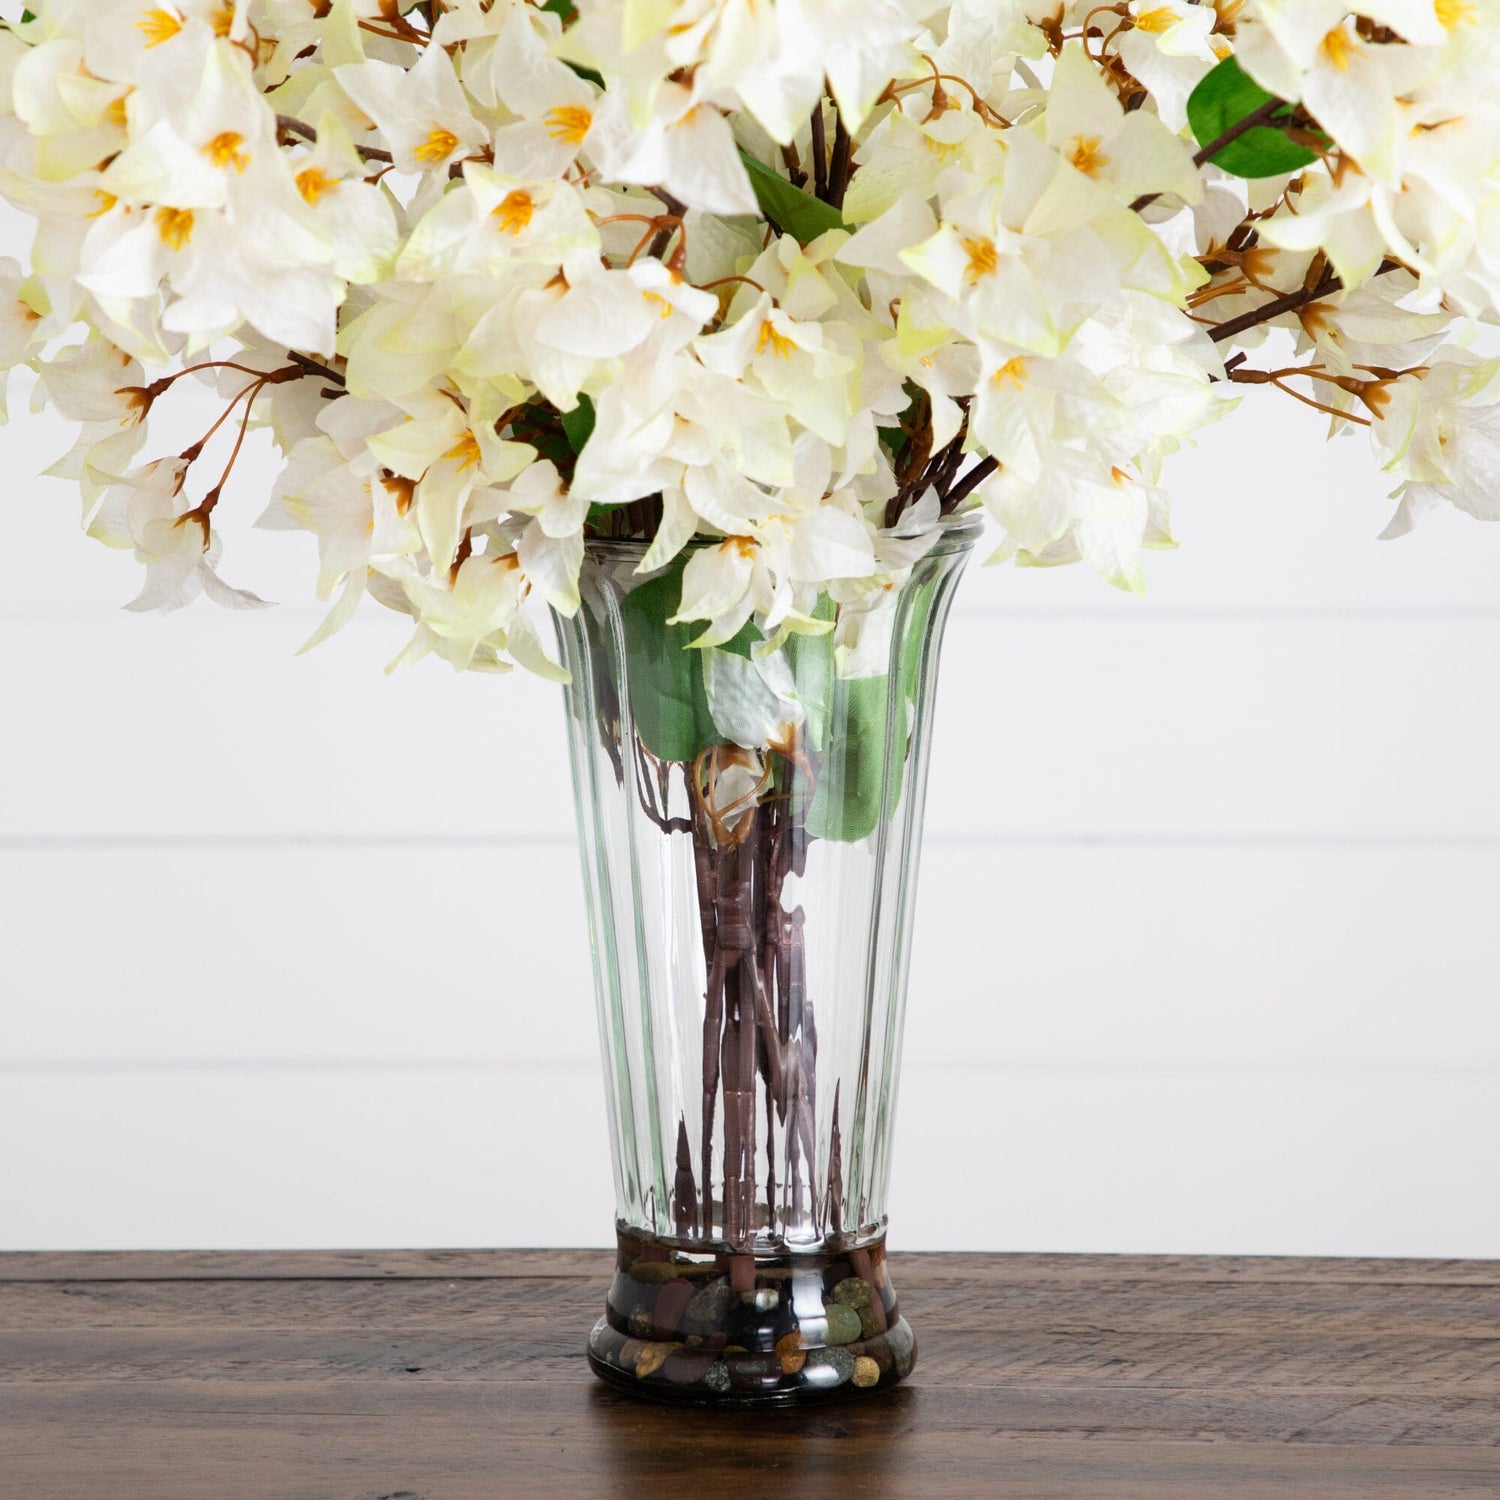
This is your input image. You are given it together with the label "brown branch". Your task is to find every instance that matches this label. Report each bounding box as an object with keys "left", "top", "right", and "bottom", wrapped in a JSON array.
[
  {"left": 1208, "top": 259, "right": 1402, "bottom": 345},
  {"left": 276, "top": 113, "right": 394, "bottom": 166},
  {"left": 942, "top": 455, "right": 999, "bottom": 513},
  {"left": 810, "top": 102, "right": 829, "bottom": 202},
  {"left": 286, "top": 350, "right": 347, "bottom": 386},
  {"left": 828, "top": 109, "right": 853, "bottom": 211}
]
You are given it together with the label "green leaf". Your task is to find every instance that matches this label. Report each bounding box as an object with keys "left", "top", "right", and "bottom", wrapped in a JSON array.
[
  {"left": 561, "top": 393, "right": 596, "bottom": 455},
  {"left": 784, "top": 600, "right": 837, "bottom": 754},
  {"left": 1187, "top": 58, "right": 1318, "bottom": 179},
  {"left": 805, "top": 675, "right": 899, "bottom": 844},
  {"left": 618, "top": 556, "right": 724, "bottom": 764},
  {"left": 738, "top": 151, "right": 847, "bottom": 244}
]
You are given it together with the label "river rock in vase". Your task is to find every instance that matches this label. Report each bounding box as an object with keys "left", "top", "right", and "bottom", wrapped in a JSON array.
[{"left": 551, "top": 522, "right": 978, "bottom": 1405}]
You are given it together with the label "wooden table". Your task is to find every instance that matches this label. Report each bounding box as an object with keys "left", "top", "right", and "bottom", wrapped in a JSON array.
[{"left": 3, "top": 1250, "right": 1498, "bottom": 1498}]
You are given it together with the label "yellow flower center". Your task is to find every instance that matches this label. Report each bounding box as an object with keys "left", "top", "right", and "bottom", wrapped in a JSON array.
[
  {"left": 1066, "top": 134, "right": 1109, "bottom": 178},
  {"left": 107, "top": 93, "right": 131, "bottom": 130},
  {"left": 413, "top": 128, "right": 459, "bottom": 165},
  {"left": 88, "top": 190, "right": 119, "bottom": 220},
  {"left": 445, "top": 433, "right": 483, "bottom": 471},
  {"left": 1320, "top": 25, "right": 1357, "bottom": 71},
  {"left": 643, "top": 291, "right": 674, "bottom": 319},
  {"left": 992, "top": 357, "right": 1029, "bottom": 391},
  {"left": 204, "top": 131, "right": 250, "bottom": 173},
  {"left": 210, "top": 2, "right": 236, "bottom": 36},
  {"left": 156, "top": 206, "right": 195, "bottom": 251},
  {"left": 493, "top": 190, "right": 536, "bottom": 235},
  {"left": 137, "top": 9, "right": 183, "bottom": 47},
  {"left": 756, "top": 320, "right": 796, "bottom": 359},
  {"left": 1436, "top": 0, "right": 1476, "bottom": 26},
  {"left": 545, "top": 105, "right": 593, "bottom": 146},
  {"left": 1133, "top": 6, "right": 1181, "bottom": 34},
  {"left": 296, "top": 168, "right": 339, "bottom": 205},
  {"left": 961, "top": 234, "right": 998, "bottom": 285}
]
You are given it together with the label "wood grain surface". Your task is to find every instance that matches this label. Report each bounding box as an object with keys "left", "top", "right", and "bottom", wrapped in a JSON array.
[{"left": 3, "top": 1251, "right": 1498, "bottom": 1499}]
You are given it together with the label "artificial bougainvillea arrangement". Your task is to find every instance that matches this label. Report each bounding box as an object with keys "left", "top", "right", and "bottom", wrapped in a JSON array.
[{"left": 0, "top": 0, "right": 1494, "bottom": 673}]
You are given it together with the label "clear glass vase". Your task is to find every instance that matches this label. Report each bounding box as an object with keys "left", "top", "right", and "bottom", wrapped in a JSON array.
[{"left": 552, "top": 522, "right": 978, "bottom": 1405}]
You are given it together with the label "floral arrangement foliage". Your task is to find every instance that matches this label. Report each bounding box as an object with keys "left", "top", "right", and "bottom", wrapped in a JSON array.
[{"left": 0, "top": 0, "right": 1497, "bottom": 674}]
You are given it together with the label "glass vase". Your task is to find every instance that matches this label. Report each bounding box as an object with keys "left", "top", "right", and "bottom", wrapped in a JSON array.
[{"left": 551, "top": 521, "right": 978, "bottom": 1405}]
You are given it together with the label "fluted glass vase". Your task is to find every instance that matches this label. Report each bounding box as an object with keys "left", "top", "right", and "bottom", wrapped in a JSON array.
[{"left": 552, "top": 522, "right": 977, "bottom": 1405}]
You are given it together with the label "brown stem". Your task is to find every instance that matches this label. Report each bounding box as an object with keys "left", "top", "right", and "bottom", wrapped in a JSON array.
[
  {"left": 810, "top": 102, "right": 829, "bottom": 202},
  {"left": 286, "top": 350, "right": 347, "bottom": 386},
  {"left": 826, "top": 1080, "right": 845, "bottom": 1238},
  {"left": 276, "top": 114, "right": 394, "bottom": 165},
  {"left": 943, "top": 455, "right": 999, "bottom": 513},
  {"left": 1208, "top": 259, "right": 1400, "bottom": 346},
  {"left": 828, "top": 109, "right": 853, "bottom": 211},
  {"left": 674, "top": 1118, "right": 697, "bottom": 1238}
]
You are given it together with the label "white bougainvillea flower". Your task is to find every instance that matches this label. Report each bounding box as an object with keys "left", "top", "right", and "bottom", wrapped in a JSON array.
[
  {"left": 87, "top": 456, "right": 270, "bottom": 613},
  {"left": 1234, "top": 2, "right": 1450, "bottom": 179},
  {"left": 1115, "top": 2, "right": 1227, "bottom": 132},
  {"left": 261, "top": 394, "right": 422, "bottom": 600},
  {"left": 508, "top": 459, "right": 592, "bottom": 616},
  {"left": 697, "top": 291, "right": 860, "bottom": 446},
  {"left": 1374, "top": 354, "right": 1500, "bottom": 536},
  {"left": 446, "top": 3, "right": 600, "bottom": 179},
  {"left": 396, "top": 165, "right": 599, "bottom": 282},
  {"left": 390, "top": 550, "right": 534, "bottom": 675},
  {"left": 587, "top": 80, "right": 757, "bottom": 217},
  {"left": 571, "top": 348, "right": 795, "bottom": 508},
  {"left": 366, "top": 395, "right": 535, "bottom": 576},
  {"left": 282, "top": 112, "right": 402, "bottom": 286},
  {"left": 982, "top": 449, "right": 1173, "bottom": 592},
  {"left": 1044, "top": 42, "right": 1204, "bottom": 209},
  {"left": 334, "top": 44, "right": 488, "bottom": 175}
]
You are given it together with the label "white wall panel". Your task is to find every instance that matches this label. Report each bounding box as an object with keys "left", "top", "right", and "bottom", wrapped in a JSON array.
[
  {"left": 5, "top": 1066, "right": 1494, "bottom": 1257},
  {"left": 4, "top": 844, "right": 1499, "bottom": 1071}
]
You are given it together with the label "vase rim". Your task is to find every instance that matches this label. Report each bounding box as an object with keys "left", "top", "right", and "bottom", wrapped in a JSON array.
[{"left": 583, "top": 513, "right": 984, "bottom": 561}]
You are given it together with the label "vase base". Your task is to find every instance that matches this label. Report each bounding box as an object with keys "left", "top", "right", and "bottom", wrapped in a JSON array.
[{"left": 587, "top": 1231, "right": 916, "bottom": 1404}]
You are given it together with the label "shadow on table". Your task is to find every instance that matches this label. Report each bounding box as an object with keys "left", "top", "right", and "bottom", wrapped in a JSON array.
[{"left": 584, "top": 1381, "right": 925, "bottom": 1492}]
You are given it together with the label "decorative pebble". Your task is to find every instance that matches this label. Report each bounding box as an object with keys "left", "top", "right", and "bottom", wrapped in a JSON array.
[
  {"left": 627, "top": 1261, "right": 683, "bottom": 1285},
  {"left": 775, "top": 1330, "right": 808, "bottom": 1375},
  {"left": 885, "top": 1323, "right": 915, "bottom": 1378},
  {"left": 822, "top": 1302, "right": 863, "bottom": 1345},
  {"left": 851, "top": 1356, "right": 881, "bottom": 1389},
  {"left": 703, "top": 1359, "right": 732, "bottom": 1394},
  {"left": 617, "top": 1337, "right": 646, "bottom": 1368},
  {"left": 859, "top": 1306, "right": 880, "bottom": 1340},
  {"left": 803, "top": 1346, "right": 855, "bottom": 1387},
  {"left": 627, "top": 1306, "right": 653, "bottom": 1338},
  {"left": 832, "top": 1277, "right": 872, "bottom": 1309},
  {"left": 651, "top": 1277, "right": 695, "bottom": 1337},
  {"left": 728, "top": 1353, "right": 787, "bottom": 1394},
  {"left": 741, "top": 1287, "right": 780, "bottom": 1312},
  {"left": 634, "top": 1341, "right": 680, "bottom": 1379},
  {"left": 685, "top": 1282, "right": 737, "bottom": 1330}
]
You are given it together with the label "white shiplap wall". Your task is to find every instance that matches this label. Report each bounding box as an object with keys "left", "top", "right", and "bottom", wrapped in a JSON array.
[{"left": 3, "top": 326, "right": 1500, "bottom": 1255}]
